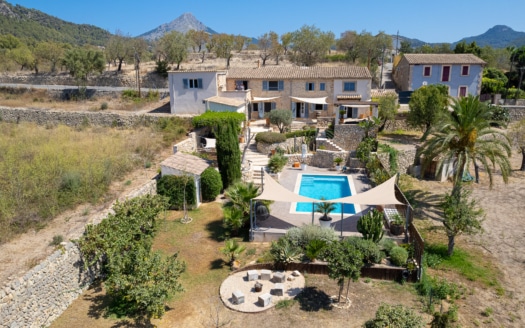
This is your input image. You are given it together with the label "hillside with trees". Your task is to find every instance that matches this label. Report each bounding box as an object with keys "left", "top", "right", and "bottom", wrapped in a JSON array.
[{"left": 0, "top": 0, "right": 110, "bottom": 46}]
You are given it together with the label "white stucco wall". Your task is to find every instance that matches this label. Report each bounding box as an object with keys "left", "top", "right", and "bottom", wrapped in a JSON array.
[
  {"left": 169, "top": 71, "right": 226, "bottom": 114},
  {"left": 333, "top": 79, "right": 372, "bottom": 101}
]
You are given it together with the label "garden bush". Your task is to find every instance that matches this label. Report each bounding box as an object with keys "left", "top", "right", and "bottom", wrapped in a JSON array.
[
  {"left": 255, "top": 131, "right": 287, "bottom": 144},
  {"left": 389, "top": 246, "right": 408, "bottom": 267},
  {"left": 157, "top": 175, "right": 196, "bottom": 210},
  {"left": 305, "top": 239, "right": 327, "bottom": 261},
  {"left": 270, "top": 238, "right": 302, "bottom": 265},
  {"left": 200, "top": 167, "right": 223, "bottom": 202},
  {"left": 379, "top": 238, "right": 397, "bottom": 256},
  {"left": 284, "top": 225, "right": 338, "bottom": 249},
  {"left": 268, "top": 153, "right": 288, "bottom": 173},
  {"left": 285, "top": 128, "right": 316, "bottom": 139},
  {"left": 345, "top": 237, "right": 383, "bottom": 264},
  {"left": 364, "top": 303, "right": 425, "bottom": 328}
]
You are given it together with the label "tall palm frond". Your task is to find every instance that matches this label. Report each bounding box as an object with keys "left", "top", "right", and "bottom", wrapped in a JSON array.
[{"left": 419, "top": 95, "right": 511, "bottom": 192}]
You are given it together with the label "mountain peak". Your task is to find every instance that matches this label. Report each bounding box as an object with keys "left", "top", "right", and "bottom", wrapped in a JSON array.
[{"left": 138, "top": 12, "right": 217, "bottom": 40}]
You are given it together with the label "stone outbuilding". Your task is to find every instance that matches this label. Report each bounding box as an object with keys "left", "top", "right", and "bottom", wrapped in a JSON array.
[{"left": 160, "top": 152, "right": 210, "bottom": 207}]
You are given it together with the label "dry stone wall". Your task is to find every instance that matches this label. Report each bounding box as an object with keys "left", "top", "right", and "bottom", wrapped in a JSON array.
[
  {"left": 0, "top": 106, "right": 163, "bottom": 128},
  {"left": 0, "top": 180, "right": 157, "bottom": 328},
  {"left": 332, "top": 124, "right": 368, "bottom": 151},
  {"left": 0, "top": 71, "right": 168, "bottom": 89}
]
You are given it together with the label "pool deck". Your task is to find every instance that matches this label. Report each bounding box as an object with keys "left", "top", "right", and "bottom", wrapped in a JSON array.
[{"left": 252, "top": 165, "right": 375, "bottom": 242}]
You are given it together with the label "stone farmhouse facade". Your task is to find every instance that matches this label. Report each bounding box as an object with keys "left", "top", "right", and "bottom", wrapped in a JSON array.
[
  {"left": 393, "top": 53, "right": 486, "bottom": 97},
  {"left": 168, "top": 66, "right": 377, "bottom": 121}
]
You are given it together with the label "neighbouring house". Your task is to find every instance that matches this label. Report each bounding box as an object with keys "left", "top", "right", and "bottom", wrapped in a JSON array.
[
  {"left": 160, "top": 151, "right": 210, "bottom": 207},
  {"left": 226, "top": 66, "right": 376, "bottom": 121},
  {"left": 168, "top": 70, "right": 250, "bottom": 115},
  {"left": 393, "top": 53, "right": 486, "bottom": 98}
]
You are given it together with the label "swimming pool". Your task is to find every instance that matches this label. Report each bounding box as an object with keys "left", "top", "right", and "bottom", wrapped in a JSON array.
[{"left": 294, "top": 174, "right": 356, "bottom": 214}]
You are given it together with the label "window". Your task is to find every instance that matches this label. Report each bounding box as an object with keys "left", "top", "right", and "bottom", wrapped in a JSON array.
[
  {"left": 306, "top": 82, "right": 315, "bottom": 91},
  {"left": 319, "top": 83, "right": 326, "bottom": 91},
  {"left": 423, "top": 66, "right": 432, "bottom": 77},
  {"left": 263, "top": 80, "right": 284, "bottom": 91},
  {"left": 183, "top": 78, "right": 203, "bottom": 89},
  {"left": 459, "top": 86, "right": 468, "bottom": 97},
  {"left": 441, "top": 66, "right": 451, "bottom": 82},
  {"left": 343, "top": 81, "right": 356, "bottom": 92},
  {"left": 235, "top": 80, "right": 248, "bottom": 90},
  {"left": 461, "top": 65, "right": 470, "bottom": 76}
]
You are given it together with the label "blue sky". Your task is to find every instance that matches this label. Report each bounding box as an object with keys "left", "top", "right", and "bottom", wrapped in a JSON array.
[{"left": 7, "top": 0, "right": 525, "bottom": 43}]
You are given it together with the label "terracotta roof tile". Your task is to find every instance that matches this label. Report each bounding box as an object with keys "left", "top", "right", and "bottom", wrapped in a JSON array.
[
  {"left": 402, "top": 54, "right": 486, "bottom": 65},
  {"left": 226, "top": 66, "right": 372, "bottom": 79},
  {"left": 160, "top": 152, "right": 210, "bottom": 176}
]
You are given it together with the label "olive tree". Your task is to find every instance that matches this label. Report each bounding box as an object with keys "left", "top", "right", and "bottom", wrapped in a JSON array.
[
  {"left": 322, "top": 240, "right": 363, "bottom": 303},
  {"left": 268, "top": 109, "right": 293, "bottom": 133},
  {"left": 289, "top": 25, "right": 334, "bottom": 66},
  {"left": 407, "top": 84, "right": 449, "bottom": 139}
]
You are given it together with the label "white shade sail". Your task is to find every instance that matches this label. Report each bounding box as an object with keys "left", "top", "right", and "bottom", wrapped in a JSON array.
[
  {"left": 253, "top": 172, "right": 403, "bottom": 206},
  {"left": 291, "top": 96, "right": 328, "bottom": 105},
  {"left": 253, "top": 96, "right": 280, "bottom": 102},
  {"left": 253, "top": 171, "right": 319, "bottom": 203},
  {"left": 329, "top": 175, "right": 403, "bottom": 205}
]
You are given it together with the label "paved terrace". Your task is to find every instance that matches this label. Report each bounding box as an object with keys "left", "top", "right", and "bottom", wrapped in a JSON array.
[{"left": 252, "top": 165, "right": 374, "bottom": 242}]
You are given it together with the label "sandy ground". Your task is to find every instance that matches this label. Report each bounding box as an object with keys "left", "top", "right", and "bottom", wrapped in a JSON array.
[{"left": 412, "top": 153, "right": 525, "bottom": 326}]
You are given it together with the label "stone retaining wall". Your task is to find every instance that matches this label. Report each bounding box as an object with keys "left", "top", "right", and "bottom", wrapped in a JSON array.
[
  {"left": 506, "top": 107, "right": 525, "bottom": 121},
  {"left": 332, "top": 124, "right": 369, "bottom": 151},
  {"left": 0, "top": 106, "right": 163, "bottom": 128},
  {"left": 377, "top": 148, "right": 417, "bottom": 174},
  {"left": 310, "top": 149, "right": 349, "bottom": 168},
  {"left": 0, "top": 71, "right": 168, "bottom": 89},
  {"left": 0, "top": 180, "right": 157, "bottom": 328},
  {"left": 256, "top": 136, "right": 308, "bottom": 155}
]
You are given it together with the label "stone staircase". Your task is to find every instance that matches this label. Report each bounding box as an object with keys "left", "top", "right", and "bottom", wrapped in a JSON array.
[{"left": 240, "top": 124, "right": 270, "bottom": 185}]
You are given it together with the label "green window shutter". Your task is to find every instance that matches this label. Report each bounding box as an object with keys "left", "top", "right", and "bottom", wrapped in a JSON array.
[
  {"left": 278, "top": 80, "right": 284, "bottom": 90},
  {"left": 197, "top": 78, "right": 203, "bottom": 89},
  {"left": 262, "top": 81, "right": 268, "bottom": 90},
  {"left": 183, "top": 79, "right": 188, "bottom": 89}
]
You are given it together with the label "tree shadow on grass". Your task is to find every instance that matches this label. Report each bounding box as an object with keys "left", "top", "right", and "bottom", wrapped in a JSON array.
[
  {"left": 294, "top": 286, "right": 333, "bottom": 312},
  {"left": 210, "top": 258, "right": 225, "bottom": 270},
  {"left": 85, "top": 280, "right": 157, "bottom": 328},
  {"left": 409, "top": 189, "right": 443, "bottom": 221},
  {"left": 205, "top": 219, "right": 227, "bottom": 242}
]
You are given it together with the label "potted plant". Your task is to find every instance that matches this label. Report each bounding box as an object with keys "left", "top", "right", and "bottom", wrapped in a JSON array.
[
  {"left": 339, "top": 109, "right": 346, "bottom": 124},
  {"left": 389, "top": 213, "right": 405, "bottom": 236},
  {"left": 334, "top": 157, "right": 344, "bottom": 170},
  {"left": 315, "top": 197, "right": 336, "bottom": 228}
]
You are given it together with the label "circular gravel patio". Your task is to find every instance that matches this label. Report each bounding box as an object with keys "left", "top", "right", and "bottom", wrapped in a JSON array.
[{"left": 219, "top": 269, "right": 305, "bottom": 313}]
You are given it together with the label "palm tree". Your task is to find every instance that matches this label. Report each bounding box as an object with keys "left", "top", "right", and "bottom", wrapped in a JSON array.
[
  {"left": 419, "top": 95, "right": 511, "bottom": 194},
  {"left": 315, "top": 197, "right": 336, "bottom": 221},
  {"left": 224, "top": 181, "right": 260, "bottom": 220}
]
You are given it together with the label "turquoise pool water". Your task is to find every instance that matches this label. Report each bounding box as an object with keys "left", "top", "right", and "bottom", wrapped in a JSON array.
[{"left": 295, "top": 174, "right": 355, "bottom": 214}]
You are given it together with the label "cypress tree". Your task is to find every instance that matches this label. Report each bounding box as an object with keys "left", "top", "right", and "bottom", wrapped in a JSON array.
[{"left": 216, "top": 118, "right": 241, "bottom": 188}]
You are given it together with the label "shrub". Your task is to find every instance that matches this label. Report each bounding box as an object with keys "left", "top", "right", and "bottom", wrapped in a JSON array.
[
  {"left": 356, "top": 137, "right": 376, "bottom": 164},
  {"left": 191, "top": 111, "right": 245, "bottom": 131},
  {"left": 489, "top": 104, "right": 510, "bottom": 127},
  {"left": 270, "top": 238, "right": 302, "bottom": 265},
  {"left": 364, "top": 303, "right": 425, "bottom": 328},
  {"left": 379, "top": 238, "right": 397, "bottom": 256},
  {"left": 268, "top": 109, "right": 293, "bottom": 133},
  {"left": 156, "top": 175, "right": 196, "bottom": 210},
  {"left": 285, "top": 128, "right": 316, "bottom": 139},
  {"left": 345, "top": 237, "right": 383, "bottom": 264},
  {"left": 389, "top": 246, "right": 408, "bottom": 267},
  {"left": 357, "top": 209, "right": 384, "bottom": 243},
  {"left": 200, "top": 167, "right": 223, "bottom": 202},
  {"left": 100, "top": 102, "right": 108, "bottom": 110},
  {"left": 268, "top": 153, "right": 288, "bottom": 173},
  {"left": 50, "top": 235, "right": 64, "bottom": 246},
  {"left": 155, "top": 60, "right": 169, "bottom": 78},
  {"left": 255, "top": 131, "right": 287, "bottom": 144},
  {"left": 284, "top": 225, "right": 338, "bottom": 249},
  {"left": 305, "top": 239, "right": 327, "bottom": 261}
]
